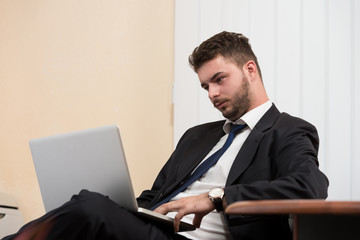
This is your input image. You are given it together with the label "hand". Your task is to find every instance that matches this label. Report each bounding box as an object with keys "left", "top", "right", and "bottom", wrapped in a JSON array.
[{"left": 153, "top": 193, "right": 215, "bottom": 232}]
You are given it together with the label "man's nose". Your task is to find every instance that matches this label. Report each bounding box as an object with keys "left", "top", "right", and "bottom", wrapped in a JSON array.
[{"left": 208, "top": 85, "right": 220, "bottom": 99}]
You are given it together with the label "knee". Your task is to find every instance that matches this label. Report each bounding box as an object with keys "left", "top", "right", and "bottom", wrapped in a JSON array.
[{"left": 62, "top": 189, "right": 120, "bottom": 222}]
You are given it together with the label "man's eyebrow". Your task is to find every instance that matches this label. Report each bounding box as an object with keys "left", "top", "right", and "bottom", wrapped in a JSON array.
[
  {"left": 200, "top": 72, "right": 224, "bottom": 88},
  {"left": 210, "top": 72, "right": 223, "bottom": 82}
]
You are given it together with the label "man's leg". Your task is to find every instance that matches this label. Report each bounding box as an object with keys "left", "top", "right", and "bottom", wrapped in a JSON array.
[{"left": 3, "top": 190, "right": 189, "bottom": 240}]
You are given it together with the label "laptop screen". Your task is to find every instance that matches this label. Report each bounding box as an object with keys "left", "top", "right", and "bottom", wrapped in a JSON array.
[{"left": 29, "top": 125, "right": 138, "bottom": 212}]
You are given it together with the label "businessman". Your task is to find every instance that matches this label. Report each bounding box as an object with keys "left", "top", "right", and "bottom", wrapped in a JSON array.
[{"left": 4, "top": 31, "right": 329, "bottom": 240}]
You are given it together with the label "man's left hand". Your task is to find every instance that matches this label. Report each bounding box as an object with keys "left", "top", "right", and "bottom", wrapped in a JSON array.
[{"left": 153, "top": 193, "right": 214, "bottom": 232}]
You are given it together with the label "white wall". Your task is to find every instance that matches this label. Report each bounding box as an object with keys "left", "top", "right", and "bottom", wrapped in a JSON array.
[{"left": 173, "top": 0, "right": 360, "bottom": 200}]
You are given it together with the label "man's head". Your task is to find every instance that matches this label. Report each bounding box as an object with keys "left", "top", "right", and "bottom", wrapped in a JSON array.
[
  {"left": 188, "top": 31, "right": 262, "bottom": 80},
  {"left": 190, "top": 32, "right": 268, "bottom": 121}
]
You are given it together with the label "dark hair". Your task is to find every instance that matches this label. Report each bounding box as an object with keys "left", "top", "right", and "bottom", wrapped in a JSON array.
[{"left": 188, "top": 31, "right": 262, "bottom": 79}]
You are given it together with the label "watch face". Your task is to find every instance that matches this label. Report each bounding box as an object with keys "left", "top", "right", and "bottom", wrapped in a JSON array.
[
  {"left": 209, "top": 188, "right": 225, "bottom": 212},
  {"left": 210, "top": 188, "right": 223, "bottom": 198}
]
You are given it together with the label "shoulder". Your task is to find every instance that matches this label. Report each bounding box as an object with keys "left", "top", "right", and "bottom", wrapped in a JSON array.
[
  {"left": 176, "top": 120, "right": 225, "bottom": 145},
  {"left": 257, "top": 104, "right": 317, "bottom": 134},
  {"left": 274, "top": 112, "right": 317, "bottom": 134},
  {"left": 264, "top": 111, "right": 319, "bottom": 154},
  {"left": 187, "top": 120, "right": 226, "bottom": 132},
  {"left": 255, "top": 105, "right": 319, "bottom": 150}
]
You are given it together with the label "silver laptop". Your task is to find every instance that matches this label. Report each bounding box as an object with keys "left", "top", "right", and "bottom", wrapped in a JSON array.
[{"left": 29, "top": 124, "right": 195, "bottom": 232}]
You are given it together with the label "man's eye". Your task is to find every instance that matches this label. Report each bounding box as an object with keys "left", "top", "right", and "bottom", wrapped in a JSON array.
[
  {"left": 216, "top": 77, "right": 223, "bottom": 83},
  {"left": 201, "top": 84, "right": 208, "bottom": 91}
]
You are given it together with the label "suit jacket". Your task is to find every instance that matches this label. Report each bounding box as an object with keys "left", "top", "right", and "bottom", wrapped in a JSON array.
[{"left": 137, "top": 104, "right": 329, "bottom": 240}]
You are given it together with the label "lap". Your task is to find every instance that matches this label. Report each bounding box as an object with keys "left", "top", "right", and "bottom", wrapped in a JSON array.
[{"left": 4, "top": 190, "right": 189, "bottom": 240}]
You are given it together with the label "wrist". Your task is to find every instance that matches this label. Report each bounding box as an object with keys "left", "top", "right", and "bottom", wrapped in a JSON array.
[{"left": 208, "top": 187, "right": 225, "bottom": 212}]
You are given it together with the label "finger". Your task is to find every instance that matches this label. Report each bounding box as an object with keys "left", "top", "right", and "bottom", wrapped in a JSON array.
[
  {"left": 192, "top": 213, "right": 204, "bottom": 228},
  {"left": 154, "top": 201, "right": 181, "bottom": 215},
  {"left": 173, "top": 210, "right": 186, "bottom": 232},
  {"left": 153, "top": 205, "right": 166, "bottom": 214}
]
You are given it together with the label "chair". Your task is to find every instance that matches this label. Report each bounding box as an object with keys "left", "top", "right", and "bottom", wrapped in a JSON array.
[{"left": 225, "top": 199, "right": 360, "bottom": 240}]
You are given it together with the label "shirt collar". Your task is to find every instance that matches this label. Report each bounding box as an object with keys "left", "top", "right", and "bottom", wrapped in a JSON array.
[{"left": 223, "top": 100, "right": 273, "bottom": 134}]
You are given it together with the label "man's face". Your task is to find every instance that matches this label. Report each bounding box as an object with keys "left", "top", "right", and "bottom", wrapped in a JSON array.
[{"left": 197, "top": 56, "right": 250, "bottom": 121}]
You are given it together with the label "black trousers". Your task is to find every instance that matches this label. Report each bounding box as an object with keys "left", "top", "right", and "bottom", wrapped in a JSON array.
[{"left": 3, "top": 190, "right": 190, "bottom": 240}]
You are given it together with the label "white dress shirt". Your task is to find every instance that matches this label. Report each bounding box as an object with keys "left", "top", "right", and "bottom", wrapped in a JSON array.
[{"left": 167, "top": 100, "right": 273, "bottom": 240}]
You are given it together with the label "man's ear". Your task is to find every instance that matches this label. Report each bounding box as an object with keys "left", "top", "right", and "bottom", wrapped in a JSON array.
[{"left": 243, "top": 60, "right": 257, "bottom": 80}]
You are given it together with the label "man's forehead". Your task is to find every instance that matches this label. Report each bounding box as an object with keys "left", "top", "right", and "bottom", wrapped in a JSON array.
[{"left": 197, "top": 57, "right": 240, "bottom": 80}]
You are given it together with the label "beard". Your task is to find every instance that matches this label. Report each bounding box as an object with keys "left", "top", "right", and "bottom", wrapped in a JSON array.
[{"left": 216, "top": 77, "right": 250, "bottom": 121}]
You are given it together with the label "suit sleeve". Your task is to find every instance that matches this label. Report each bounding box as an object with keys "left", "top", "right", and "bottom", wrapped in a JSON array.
[{"left": 224, "top": 115, "right": 329, "bottom": 207}]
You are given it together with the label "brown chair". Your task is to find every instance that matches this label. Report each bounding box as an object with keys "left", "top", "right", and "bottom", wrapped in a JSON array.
[{"left": 225, "top": 199, "right": 360, "bottom": 240}]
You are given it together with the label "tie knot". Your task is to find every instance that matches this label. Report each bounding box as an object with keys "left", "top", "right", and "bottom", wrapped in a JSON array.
[{"left": 230, "top": 124, "right": 247, "bottom": 135}]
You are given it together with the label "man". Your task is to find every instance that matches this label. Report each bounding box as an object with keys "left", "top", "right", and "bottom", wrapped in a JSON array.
[{"left": 4, "top": 31, "right": 328, "bottom": 240}]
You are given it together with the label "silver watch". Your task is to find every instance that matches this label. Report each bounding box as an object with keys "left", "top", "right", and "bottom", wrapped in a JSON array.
[{"left": 208, "top": 187, "right": 224, "bottom": 212}]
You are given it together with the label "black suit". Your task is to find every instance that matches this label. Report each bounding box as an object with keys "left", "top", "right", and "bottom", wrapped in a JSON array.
[
  {"left": 4, "top": 105, "right": 328, "bottom": 240},
  {"left": 138, "top": 104, "right": 329, "bottom": 239}
]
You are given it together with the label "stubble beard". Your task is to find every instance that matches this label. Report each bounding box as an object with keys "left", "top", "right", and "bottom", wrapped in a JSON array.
[{"left": 221, "top": 78, "right": 250, "bottom": 121}]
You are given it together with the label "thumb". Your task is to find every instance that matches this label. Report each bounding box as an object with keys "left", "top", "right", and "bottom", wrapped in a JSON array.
[{"left": 192, "top": 213, "right": 205, "bottom": 228}]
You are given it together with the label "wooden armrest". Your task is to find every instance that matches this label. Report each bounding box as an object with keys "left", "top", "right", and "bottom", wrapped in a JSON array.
[{"left": 225, "top": 199, "right": 360, "bottom": 215}]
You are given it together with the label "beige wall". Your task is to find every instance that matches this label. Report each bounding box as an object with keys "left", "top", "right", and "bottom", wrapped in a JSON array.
[{"left": 0, "top": 0, "right": 174, "bottom": 223}]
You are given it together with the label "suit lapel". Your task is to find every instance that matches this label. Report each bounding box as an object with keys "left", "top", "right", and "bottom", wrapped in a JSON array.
[
  {"left": 226, "top": 104, "right": 281, "bottom": 186},
  {"left": 160, "top": 122, "right": 226, "bottom": 196},
  {"left": 176, "top": 124, "right": 225, "bottom": 181}
]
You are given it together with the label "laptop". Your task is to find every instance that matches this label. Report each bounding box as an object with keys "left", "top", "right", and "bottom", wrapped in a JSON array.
[{"left": 29, "top": 124, "right": 195, "bottom": 232}]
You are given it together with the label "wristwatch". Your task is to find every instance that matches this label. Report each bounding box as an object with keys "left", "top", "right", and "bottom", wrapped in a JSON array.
[{"left": 208, "top": 187, "right": 225, "bottom": 212}]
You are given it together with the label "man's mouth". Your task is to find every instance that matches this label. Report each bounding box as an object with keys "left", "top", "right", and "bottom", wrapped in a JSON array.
[{"left": 214, "top": 100, "right": 227, "bottom": 109}]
